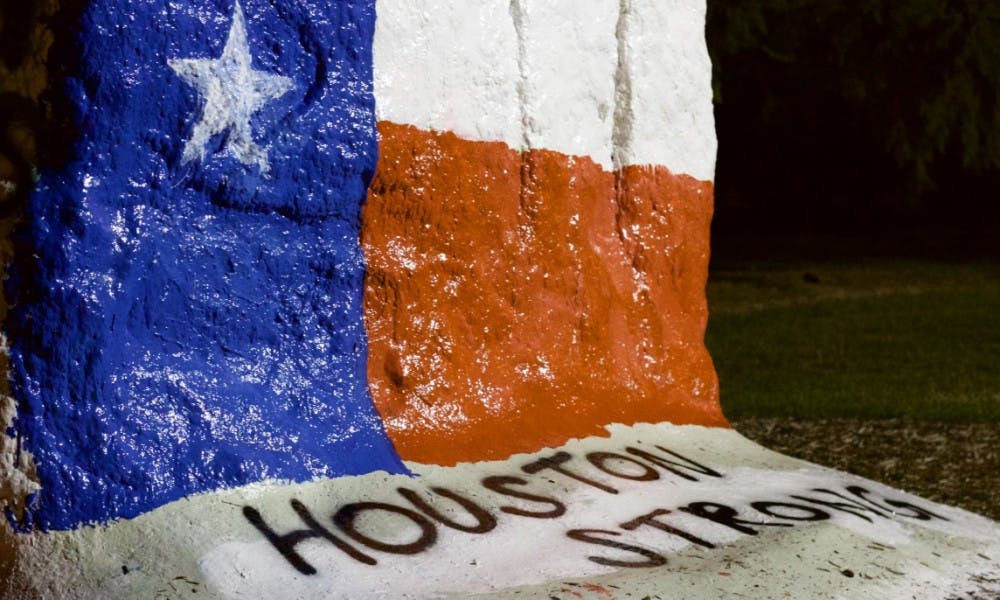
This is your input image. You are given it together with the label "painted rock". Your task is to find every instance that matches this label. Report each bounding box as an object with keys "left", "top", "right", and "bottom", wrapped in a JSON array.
[{"left": 1, "top": 0, "right": 997, "bottom": 597}]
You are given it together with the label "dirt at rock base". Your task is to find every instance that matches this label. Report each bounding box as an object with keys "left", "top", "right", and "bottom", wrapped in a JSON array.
[{"left": 734, "top": 418, "right": 999, "bottom": 521}]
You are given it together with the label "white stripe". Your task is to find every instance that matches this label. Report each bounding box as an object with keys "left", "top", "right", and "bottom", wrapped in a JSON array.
[
  {"left": 373, "top": 1, "right": 522, "bottom": 150},
  {"left": 618, "top": 0, "right": 717, "bottom": 180},
  {"left": 373, "top": 0, "right": 717, "bottom": 180},
  {"left": 513, "top": 0, "right": 618, "bottom": 169}
]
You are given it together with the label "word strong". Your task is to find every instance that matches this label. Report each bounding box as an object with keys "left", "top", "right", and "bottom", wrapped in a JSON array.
[{"left": 241, "top": 443, "right": 948, "bottom": 575}]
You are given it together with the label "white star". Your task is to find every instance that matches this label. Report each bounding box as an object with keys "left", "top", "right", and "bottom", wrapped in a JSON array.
[{"left": 168, "top": 1, "right": 294, "bottom": 173}]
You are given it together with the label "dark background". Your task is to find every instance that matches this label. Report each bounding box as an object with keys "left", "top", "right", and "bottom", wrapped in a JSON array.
[{"left": 707, "top": 0, "right": 998, "bottom": 260}]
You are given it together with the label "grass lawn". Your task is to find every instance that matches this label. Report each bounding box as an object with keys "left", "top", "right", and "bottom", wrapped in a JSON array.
[{"left": 706, "top": 260, "right": 1000, "bottom": 422}]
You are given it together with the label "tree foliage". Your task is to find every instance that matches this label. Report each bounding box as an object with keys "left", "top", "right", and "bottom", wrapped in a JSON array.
[{"left": 708, "top": 0, "right": 999, "bottom": 230}]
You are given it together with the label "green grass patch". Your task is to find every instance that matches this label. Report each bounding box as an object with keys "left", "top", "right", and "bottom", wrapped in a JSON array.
[{"left": 706, "top": 261, "right": 1000, "bottom": 421}]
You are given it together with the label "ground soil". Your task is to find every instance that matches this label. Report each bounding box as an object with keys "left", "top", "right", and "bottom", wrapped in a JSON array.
[{"left": 732, "top": 418, "right": 999, "bottom": 521}]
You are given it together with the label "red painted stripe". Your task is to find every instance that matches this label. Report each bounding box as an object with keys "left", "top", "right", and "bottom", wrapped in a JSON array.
[{"left": 363, "top": 122, "right": 727, "bottom": 465}]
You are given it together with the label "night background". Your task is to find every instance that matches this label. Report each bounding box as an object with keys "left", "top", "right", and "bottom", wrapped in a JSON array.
[
  {"left": 0, "top": 1, "right": 997, "bottom": 516},
  {"left": 703, "top": 0, "right": 998, "bottom": 518},
  {"left": 708, "top": 0, "right": 998, "bottom": 255}
]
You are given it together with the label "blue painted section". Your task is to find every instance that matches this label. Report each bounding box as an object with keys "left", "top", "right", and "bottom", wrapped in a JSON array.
[{"left": 5, "top": 0, "right": 408, "bottom": 531}]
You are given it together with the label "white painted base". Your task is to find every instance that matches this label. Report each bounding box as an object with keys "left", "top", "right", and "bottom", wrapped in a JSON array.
[{"left": 2, "top": 423, "right": 997, "bottom": 599}]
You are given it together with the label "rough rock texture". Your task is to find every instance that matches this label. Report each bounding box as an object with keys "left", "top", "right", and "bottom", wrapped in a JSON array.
[
  {"left": 3, "top": 423, "right": 998, "bottom": 598},
  {"left": 364, "top": 123, "right": 725, "bottom": 464},
  {"left": 734, "top": 418, "right": 1000, "bottom": 521},
  {"left": 363, "top": 0, "right": 724, "bottom": 465},
  {"left": 1, "top": 0, "right": 723, "bottom": 531},
  {"left": 371, "top": 0, "right": 718, "bottom": 180},
  {"left": 3, "top": 3, "right": 998, "bottom": 598},
  {"left": 0, "top": 1, "right": 61, "bottom": 206},
  {"left": 4, "top": 0, "right": 406, "bottom": 531},
  {"left": 0, "top": 0, "right": 65, "bottom": 527}
]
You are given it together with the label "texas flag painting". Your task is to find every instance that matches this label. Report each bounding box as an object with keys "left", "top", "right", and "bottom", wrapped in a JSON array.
[
  {"left": 6, "top": 0, "right": 407, "bottom": 531},
  {"left": 4, "top": 0, "right": 722, "bottom": 531},
  {"left": 3, "top": 1, "right": 999, "bottom": 597}
]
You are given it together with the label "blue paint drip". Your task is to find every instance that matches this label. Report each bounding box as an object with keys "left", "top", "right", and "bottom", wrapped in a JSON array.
[{"left": 5, "top": 0, "right": 408, "bottom": 531}]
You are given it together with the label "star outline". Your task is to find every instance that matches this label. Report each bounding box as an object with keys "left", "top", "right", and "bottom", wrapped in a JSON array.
[{"left": 168, "top": 1, "right": 294, "bottom": 174}]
